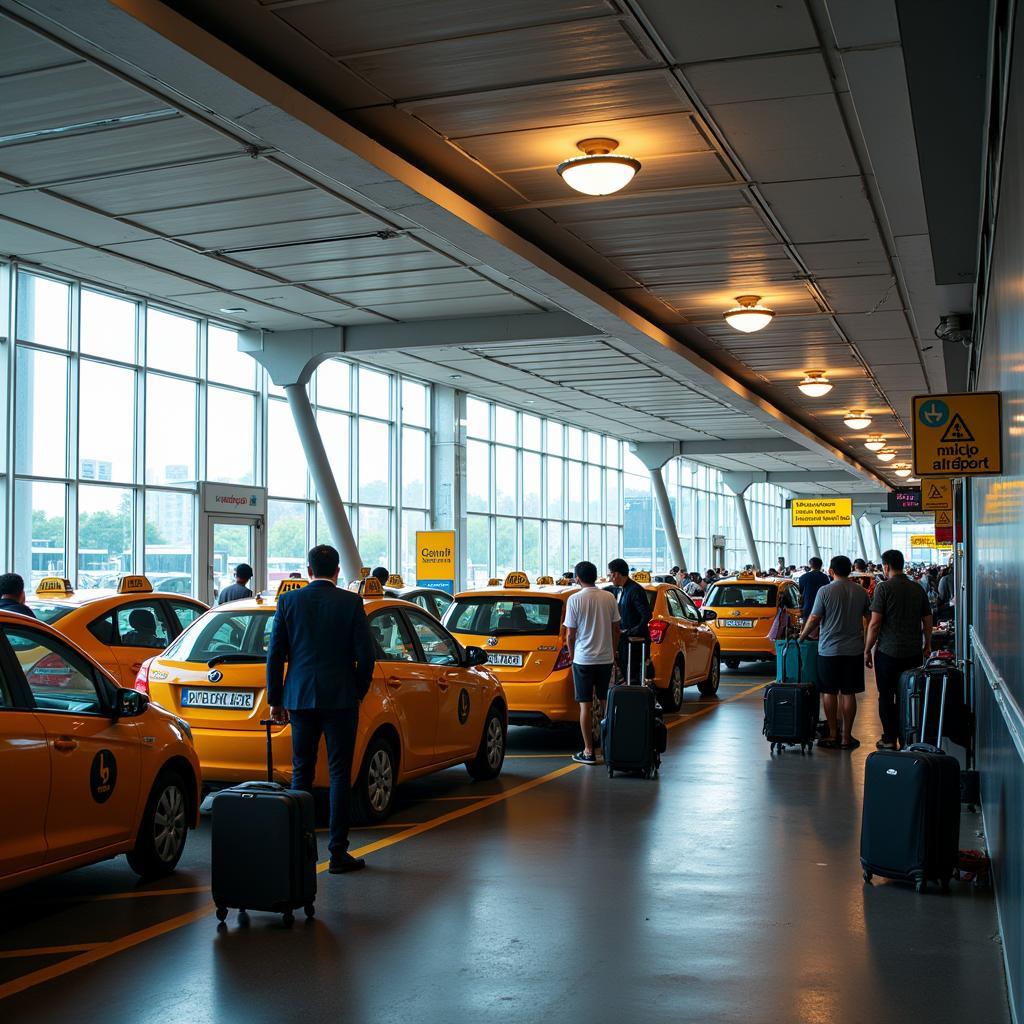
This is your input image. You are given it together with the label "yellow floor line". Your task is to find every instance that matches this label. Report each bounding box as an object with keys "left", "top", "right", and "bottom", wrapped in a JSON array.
[
  {"left": 0, "top": 944, "right": 97, "bottom": 960},
  {"left": 504, "top": 753, "right": 573, "bottom": 759},
  {"left": 666, "top": 680, "right": 766, "bottom": 730},
  {"left": 86, "top": 886, "right": 210, "bottom": 902}
]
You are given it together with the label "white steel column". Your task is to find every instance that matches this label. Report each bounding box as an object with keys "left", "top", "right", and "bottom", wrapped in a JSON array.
[
  {"left": 722, "top": 473, "right": 761, "bottom": 571},
  {"left": 852, "top": 513, "right": 869, "bottom": 562},
  {"left": 808, "top": 527, "right": 822, "bottom": 561},
  {"left": 630, "top": 443, "right": 686, "bottom": 573}
]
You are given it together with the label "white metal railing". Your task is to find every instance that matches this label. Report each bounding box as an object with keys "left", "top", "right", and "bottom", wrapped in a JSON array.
[{"left": 971, "top": 624, "right": 1024, "bottom": 764}]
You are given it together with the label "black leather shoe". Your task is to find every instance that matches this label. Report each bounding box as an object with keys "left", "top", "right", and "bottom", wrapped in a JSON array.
[{"left": 328, "top": 854, "right": 366, "bottom": 874}]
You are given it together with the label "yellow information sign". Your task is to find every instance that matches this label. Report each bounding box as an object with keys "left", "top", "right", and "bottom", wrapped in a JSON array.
[
  {"left": 910, "top": 534, "right": 937, "bottom": 549},
  {"left": 790, "top": 498, "right": 852, "bottom": 528},
  {"left": 933, "top": 508, "right": 954, "bottom": 530},
  {"left": 913, "top": 392, "right": 1002, "bottom": 476},
  {"left": 921, "top": 478, "right": 953, "bottom": 511},
  {"left": 415, "top": 530, "right": 456, "bottom": 587}
]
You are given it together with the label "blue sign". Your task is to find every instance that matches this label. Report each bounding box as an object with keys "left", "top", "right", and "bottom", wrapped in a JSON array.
[
  {"left": 417, "top": 578, "right": 454, "bottom": 594},
  {"left": 918, "top": 399, "right": 949, "bottom": 428}
]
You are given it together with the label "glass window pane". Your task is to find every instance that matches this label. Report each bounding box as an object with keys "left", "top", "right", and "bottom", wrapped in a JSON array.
[
  {"left": 79, "top": 361, "right": 135, "bottom": 483},
  {"left": 546, "top": 421, "right": 563, "bottom": 456},
  {"left": 359, "top": 367, "right": 390, "bottom": 417},
  {"left": 146, "top": 308, "right": 197, "bottom": 375},
  {"left": 606, "top": 472, "right": 621, "bottom": 525},
  {"left": 522, "top": 414, "right": 541, "bottom": 450},
  {"left": 547, "top": 522, "right": 563, "bottom": 577},
  {"left": 400, "top": 509, "right": 428, "bottom": 581},
  {"left": 144, "top": 490, "right": 193, "bottom": 595},
  {"left": 467, "top": 440, "right": 490, "bottom": 513},
  {"left": 495, "top": 406, "right": 516, "bottom": 441},
  {"left": 16, "top": 273, "right": 69, "bottom": 349},
  {"left": 567, "top": 522, "right": 583, "bottom": 566},
  {"left": 522, "top": 519, "right": 541, "bottom": 578},
  {"left": 494, "top": 446, "right": 516, "bottom": 515},
  {"left": 81, "top": 289, "right": 136, "bottom": 361},
  {"left": 208, "top": 325, "right": 255, "bottom": 388},
  {"left": 523, "top": 451, "right": 541, "bottom": 517},
  {"left": 605, "top": 437, "right": 620, "bottom": 468},
  {"left": 495, "top": 517, "right": 516, "bottom": 578},
  {"left": 587, "top": 465, "right": 602, "bottom": 521},
  {"left": 78, "top": 485, "right": 133, "bottom": 587},
  {"left": 546, "top": 457, "right": 563, "bottom": 518},
  {"left": 15, "top": 348, "right": 68, "bottom": 477},
  {"left": 358, "top": 419, "right": 390, "bottom": 503},
  {"left": 467, "top": 397, "right": 490, "bottom": 439},
  {"left": 587, "top": 432, "right": 602, "bottom": 463},
  {"left": 402, "top": 427, "right": 427, "bottom": 507},
  {"left": 567, "top": 427, "right": 583, "bottom": 460},
  {"left": 317, "top": 409, "right": 350, "bottom": 500},
  {"left": 401, "top": 380, "right": 428, "bottom": 427},
  {"left": 587, "top": 523, "right": 602, "bottom": 564},
  {"left": 207, "top": 386, "right": 255, "bottom": 485},
  {"left": 14, "top": 480, "right": 65, "bottom": 588},
  {"left": 467, "top": 514, "right": 490, "bottom": 586},
  {"left": 268, "top": 500, "right": 308, "bottom": 584},
  {"left": 315, "top": 358, "right": 350, "bottom": 409},
  {"left": 567, "top": 462, "right": 583, "bottom": 520},
  {"left": 358, "top": 506, "right": 390, "bottom": 568},
  {"left": 146, "top": 374, "right": 196, "bottom": 486},
  {"left": 268, "top": 399, "right": 307, "bottom": 498}
]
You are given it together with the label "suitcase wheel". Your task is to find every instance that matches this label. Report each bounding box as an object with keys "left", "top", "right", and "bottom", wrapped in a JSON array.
[
  {"left": 283, "top": 911, "right": 295, "bottom": 927},
  {"left": 862, "top": 870, "right": 872, "bottom": 884},
  {"left": 607, "top": 768, "right": 614, "bottom": 778},
  {"left": 215, "top": 906, "right": 228, "bottom": 923},
  {"left": 940, "top": 878, "right": 951, "bottom": 894},
  {"left": 914, "top": 876, "right": 926, "bottom": 894},
  {"left": 304, "top": 903, "right": 316, "bottom": 919},
  {"left": 237, "top": 910, "right": 249, "bottom": 927}
]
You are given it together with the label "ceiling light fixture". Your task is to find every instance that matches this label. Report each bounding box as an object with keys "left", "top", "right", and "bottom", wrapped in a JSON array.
[
  {"left": 723, "top": 295, "right": 775, "bottom": 333},
  {"left": 894, "top": 466, "right": 912, "bottom": 478},
  {"left": 219, "top": 306, "right": 248, "bottom": 314},
  {"left": 876, "top": 448, "right": 898, "bottom": 463},
  {"left": 556, "top": 138, "right": 641, "bottom": 196},
  {"left": 843, "top": 409, "right": 872, "bottom": 430},
  {"left": 864, "top": 435, "right": 887, "bottom": 452},
  {"left": 797, "top": 370, "right": 833, "bottom": 398}
]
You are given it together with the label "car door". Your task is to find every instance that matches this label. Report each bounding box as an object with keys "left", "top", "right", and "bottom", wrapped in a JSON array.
[
  {"left": 367, "top": 608, "right": 437, "bottom": 770},
  {"left": 164, "top": 599, "right": 205, "bottom": 638},
  {"left": 404, "top": 608, "right": 482, "bottom": 762},
  {"left": 660, "top": 588, "right": 689, "bottom": 671},
  {"left": 0, "top": 653, "right": 50, "bottom": 878},
  {"left": 676, "top": 591, "right": 712, "bottom": 680},
  {"left": 108, "top": 600, "right": 174, "bottom": 687},
  {"left": 3, "top": 621, "right": 142, "bottom": 863}
]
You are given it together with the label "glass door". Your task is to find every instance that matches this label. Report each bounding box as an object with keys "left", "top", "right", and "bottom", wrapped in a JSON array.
[{"left": 207, "top": 516, "right": 259, "bottom": 604}]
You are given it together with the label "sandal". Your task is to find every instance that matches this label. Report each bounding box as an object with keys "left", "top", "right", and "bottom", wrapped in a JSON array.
[{"left": 840, "top": 738, "right": 861, "bottom": 750}]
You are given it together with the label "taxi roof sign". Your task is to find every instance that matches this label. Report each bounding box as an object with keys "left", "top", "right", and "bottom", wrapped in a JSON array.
[
  {"left": 557, "top": 576, "right": 573, "bottom": 585},
  {"left": 358, "top": 577, "right": 384, "bottom": 597},
  {"left": 358, "top": 567, "right": 371, "bottom": 580},
  {"left": 736, "top": 570, "right": 757, "bottom": 581},
  {"left": 487, "top": 578, "right": 501, "bottom": 587},
  {"left": 36, "top": 576, "right": 74, "bottom": 597},
  {"left": 503, "top": 571, "right": 530, "bottom": 589},
  {"left": 116, "top": 574, "right": 153, "bottom": 594},
  {"left": 385, "top": 574, "right": 405, "bottom": 588},
  {"left": 913, "top": 392, "right": 1002, "bottom": 476},
  {"left": 275, "top": 578, "right": 308, "bottom": 598},
  {"left": 535, "top": 575, "right": 554, "bottom": 585},
  {"left": 631, "top": 570, "right": 652, "bottom": 583}
]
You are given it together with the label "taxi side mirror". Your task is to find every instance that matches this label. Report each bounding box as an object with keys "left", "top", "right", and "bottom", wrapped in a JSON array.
[
  {"left": 700, "top": 609, "right": 717, "bottom": 621},
  {"left": 463, "top": 646, "right": 489, "bottom": 668},
  {"left": 113, "top": 687, "right": 149, "bottom": 719}
]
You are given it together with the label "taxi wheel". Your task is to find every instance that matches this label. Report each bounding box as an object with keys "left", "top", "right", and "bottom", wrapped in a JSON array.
[
  {"left": 659, "top": 661, "right": 684, "bottom": 713},
  {"left": 698, "top": 652, "right": 721, "bottom": 697},
  {"left": 724, "top": 658, "right": 741, "bottom": 671},
  {"left": 356, "top": 736, "right": 397, "bottom": 823},
  {"left": 127, "top": 770, "right": 189, "bottom": 879},
  {"left": 466, "top": 705, "right": 507, "bottom": 780}
]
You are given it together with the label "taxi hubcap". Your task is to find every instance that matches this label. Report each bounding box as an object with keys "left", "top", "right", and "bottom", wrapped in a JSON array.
[
  {"left": 672, "top": 666, "right": 683, "bottom": 704},
  {"left": 710, "top": 658, "right": 720, "bottom": 690},
  {"left": 486, "top": 717, "right": 504, "bottom": 769},
  {"left": 367, "top": 749, "right": 393, "bottom": 812},
  {"left": 153, "top": 785, "right": 186, "bottom": 862}
]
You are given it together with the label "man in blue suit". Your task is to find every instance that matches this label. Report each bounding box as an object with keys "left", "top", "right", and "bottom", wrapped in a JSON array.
[{"left": 267, "top": 544, "right": 376, "bottom": 873}]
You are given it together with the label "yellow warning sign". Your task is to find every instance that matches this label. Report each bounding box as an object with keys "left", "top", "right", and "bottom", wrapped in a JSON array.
[
  {"left": 921, "top": 478, "right": 953, "bottom": 511},
  {"left": 913, "top": 392, "right": 1002, "bottom": 476},
  {"left": 910, "top": 534, "right": 937, "bottom": 549},
  {"left": 790, "top": 498, "right": 853, "bottom": 528},
  {"left": 934, "top": 509, "right": 953, "bottom": 530}
]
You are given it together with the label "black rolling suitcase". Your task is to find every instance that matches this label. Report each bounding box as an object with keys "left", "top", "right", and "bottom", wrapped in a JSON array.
[
  {"left": 763, "top": 642, "right": 818, "bottom": 754},
  {"left": 899, "top": 657, "right": 971, "bottom": 749},
  {"left": 212, "top": 720, "right": 318, "bottom": 925},
  {"left": 861, "top": 678, "right": 960, "bottom": 893},
  {"left": 603, "top": 640, "right": 661, "bottom": 778}
]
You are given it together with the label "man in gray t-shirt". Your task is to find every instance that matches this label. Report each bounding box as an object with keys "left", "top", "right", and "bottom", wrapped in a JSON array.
[
  {"left": 799, "top": 555, "right": 870, "bottom": 749},
  {"left": 864, "top": 549, "right": 933, "bottom": 749}
]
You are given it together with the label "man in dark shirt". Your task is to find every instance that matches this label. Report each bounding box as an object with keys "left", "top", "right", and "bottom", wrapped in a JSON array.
[
  {"left": 864, "top": 548, "right": 933, "bottom": 749},
  {"left": 371, "top": 566, "right": 389, "bottom": 586},
  {"left": 0, "top": 573, "right": 36, "bottom": 618},
  {"left": 608, "top": 558, "right": 651, "bottom": 683},
  {"left": 798, "top": 557, "right": 829, "bottom": 619},
  {"left": 217, "top": 563, "right": 254, "bottom": 605}
]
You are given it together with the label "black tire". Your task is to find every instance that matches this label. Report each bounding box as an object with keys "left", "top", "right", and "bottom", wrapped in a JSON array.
[
  {"left": 724, "top": 658, "right": 741, "bottom": 671},
  {"left": 283, "top": 912, "right": 295, "bottom": 927},
  {"left": 466, "top": 705, "right": 507, "bottom": 780},
  {"left": 304, "top": 903, "right": 315, "bottom": 918},
  {"left": 863, "top": 871, "right": 872, "bottom": 884},
  {"left": 659, "top": 661, "right": 684, "bottom": 712},
  {"left": 216, "top": 906, "right": 228, "bottom": 922},
  {"left": 697, "top": 651, "right": 721, "bottom": 697},
  {"left": 126, "top": 769, "right": 189, "bottom": 879},
  {"left": 355, "top": 735, "right": 398, "bottom": 823}
]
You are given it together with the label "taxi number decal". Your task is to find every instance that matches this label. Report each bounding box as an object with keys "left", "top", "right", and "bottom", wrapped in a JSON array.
[
  {"left": 90, "top": 749, "right": 117, "bottom": 804},
  {"left": 457, "top": 688, "right": 470, "bottom": 725},
  {"left": 722, "top": 620, "right": 755, "bottom": 629},
  {"left": 488, "top": 653, "right": 524, "bottom": 667},
  {"left": 181, "top": 688, "right": 255, "bottom": 709}
]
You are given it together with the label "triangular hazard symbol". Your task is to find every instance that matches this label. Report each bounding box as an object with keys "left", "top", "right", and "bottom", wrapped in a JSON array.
[
  {"left": 940, "top": 413, "right": 974, "bottom": 443},
  {"left": 927, "top": 483, "right": 943, "bottom": 499}
]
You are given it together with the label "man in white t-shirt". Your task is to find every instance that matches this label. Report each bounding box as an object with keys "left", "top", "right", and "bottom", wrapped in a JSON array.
[{"left": 564, "top": 560, "right": 620, "bottom": 765}]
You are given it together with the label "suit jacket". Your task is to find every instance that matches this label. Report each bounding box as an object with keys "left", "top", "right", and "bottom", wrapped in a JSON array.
[
  {"left": 266, "top": 580, "right": 376, "bottom": 711},
  {"left": 617, "top": 579, "right": 651, "bottom": 639}
]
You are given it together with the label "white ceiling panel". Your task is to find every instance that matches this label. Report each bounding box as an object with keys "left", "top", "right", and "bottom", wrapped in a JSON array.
[
  {"left": 836, "top": 310, "right": 912, "bottom": 341},
  {"left": 760, "top": 177, "right": 878, "bottom": 243},
  {"left": 0, "top": 191, "right": 155, "bottom": 246},
  {"left": 0, "top": 17, "right": 72, "bottom": 75},
  {"left": 0, "top": 217, "right": 79, "bottom": 256},
  {"left": 230, "top": 235, "right": 428, "bottom": 270},
  {"left": 796, "top": 239, "right": 891, "bottom": 277},
  {"left": 685, "top": 52, "right": 833, "bottom": 105},
  {"left": 101, "top": 239, "right": 276, "bottom": 291},
  {"left": 178, "top": 213, "right": 386, "bottom": 252},
  {"left": 818, "top": 275, "right": 903, "bottom": 314},
  {"left": 365, "top": 294, "right": 540, "bottom": 320}
]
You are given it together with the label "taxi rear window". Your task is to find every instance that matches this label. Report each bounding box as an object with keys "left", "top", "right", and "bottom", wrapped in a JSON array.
[
  {"left": 705, "top": 585, "right": 777, "bottom": 608},
  {"left": 447, "top": 597, "right": 562, "bottom": 636},
  {"left": 163, "top": 610, "right": 274, "bottom": 664},
  {"left": 28, "top": 603, "right": 74, "bottom": 625}
]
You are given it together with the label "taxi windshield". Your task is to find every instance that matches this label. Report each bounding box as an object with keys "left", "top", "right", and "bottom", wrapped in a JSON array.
[
  {"left": 705, "top": 584, "right": 777, "bottom": 608},
  {"left": 27, "top": 603, "right": 74, "bottom": 625},
  {"left": 447, "top": 596, "right": 562, "bottom": 636},
  {"left": 164, "top": 609, "right": 274, "bottom": 664}
]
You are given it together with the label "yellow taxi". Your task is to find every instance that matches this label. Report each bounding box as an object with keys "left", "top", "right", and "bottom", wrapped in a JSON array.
[
  {"left": 142, "top": 578, "right": 507, "bottom": 822},
  {"left": 444, "top": 572, "right": 581, "bottom": 728},
  {"left": 28, "top": 576, "right": 208, "bottom": 689},
  {"left": 0, "top": 609, "right": 201, "bottom": 891},
  {"left": 699, "top": 571, "right": 802, "bottom": 669},
  {"left": 381, "top": 574, "right": 454, "bottom": 621}
]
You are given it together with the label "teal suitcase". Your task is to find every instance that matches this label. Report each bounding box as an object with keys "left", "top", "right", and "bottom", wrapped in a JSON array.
[{"left": 775, "top": 639, "right": 819, "bottom": 685}]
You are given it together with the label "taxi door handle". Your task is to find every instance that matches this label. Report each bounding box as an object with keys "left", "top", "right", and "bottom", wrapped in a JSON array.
[
  {"left": 53, "top": 737, "right": 78, "bottom": 753},
  {"left": 129, "top": 662, "right": 143, "bottom": 672},
  {"left": 436, "top": 680, "right": 449, "bottom": 691},
  {"left": 386, "top": 677, "right": 402, "bottom": 689}
]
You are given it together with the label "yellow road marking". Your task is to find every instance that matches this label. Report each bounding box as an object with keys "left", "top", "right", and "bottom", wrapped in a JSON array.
[
  {"left": 505, "top": 753, "right": 572, "bottom": 759},
  {"left": 666, "top": 681, "right": 766, "bottom": 730},
  {"left": 87, "top": 886, "right": 209, "bottom": 902},
  {"left": 0, "top": 944, "right": 97, "bottom": 960}
]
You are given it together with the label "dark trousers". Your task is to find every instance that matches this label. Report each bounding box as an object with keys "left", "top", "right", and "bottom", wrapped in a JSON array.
[
  {"left": 874, "top": 651, "right": 922, "bottom": 743},
  {"left": 289, "top": 707, "right": 359, "bottom": 857},
  {"left": 618, "top": 637, "right": 648, "bottom": 685}
]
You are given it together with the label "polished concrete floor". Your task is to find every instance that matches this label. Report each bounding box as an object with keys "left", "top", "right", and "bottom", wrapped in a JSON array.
[{"left": 0, "top": 668, "right": 1010, "bottom": 1024}]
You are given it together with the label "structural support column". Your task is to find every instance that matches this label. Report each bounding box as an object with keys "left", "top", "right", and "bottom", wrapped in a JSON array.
[
  {"left": 863, "top": 514, "right": 884, "bottom": 561},
  {"left": 807, "top": 528, "right": 822, "bottom": 561},
  {"left": 721, "top": 473, "right": 761, "bottom": 571},
  {"left": 852, "top": 513, "right": 869, "bottom": 562},
  {"left": 431, "top": 386, "right": 467, "bottom": 591},
  {"left": 630, "top": 443, "right": 686, "bottom": 573}
]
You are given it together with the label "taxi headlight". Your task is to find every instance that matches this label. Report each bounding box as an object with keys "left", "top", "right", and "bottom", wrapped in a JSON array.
[{"left": 175, "top": 717, "right": 193, "bottom": 742}]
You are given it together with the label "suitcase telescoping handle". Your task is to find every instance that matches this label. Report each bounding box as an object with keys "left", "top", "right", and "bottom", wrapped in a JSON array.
[
  {"left": 626, "top": 636, "right": 647, "bottom": 686},
  {"left": 781, "top": 637, "right": 801, "bottom": 683},
  {"left": 907, "top": 674, "right": 947, "bottom": 753},
  {"left": 259, "top": 719, "right": 275, "bottom": 783}
]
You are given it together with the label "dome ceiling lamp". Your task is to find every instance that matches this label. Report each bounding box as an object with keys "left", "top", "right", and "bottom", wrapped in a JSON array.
[
  {"left": 555, "top": 138, "right": 641, "bottom": 196},
  {"left": 797, "top": 370, "right": 833, "bottom": 398},
  {"left": 864, "top": 435, "right": 887, "bottom": 452},
  {"left": 876, "top": 448, "right": 898, "bottom": 463},
  {"left": 723, "top": 295, "right": 775, "bottom": 333},
  {"left": 843, "top": 409, "right": 872, "bottom": 430},
  {"left": 893, "top": 466, "right": 913, "bottom": 478}
]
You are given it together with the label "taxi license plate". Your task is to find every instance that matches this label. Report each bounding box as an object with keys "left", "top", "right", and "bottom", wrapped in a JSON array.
[
  {"left": 181, "top": 688, "right": 255, "bottom": 709},
  {"left": 722, "top": 620, "right": 755, "bottom": 629},
  {"left": 488, "top": 653, "right": 524, "bottom": 667}
]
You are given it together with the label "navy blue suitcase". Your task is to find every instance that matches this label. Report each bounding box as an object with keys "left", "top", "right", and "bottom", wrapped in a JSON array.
[{"left": 603, "top": 641, "right": 661, "bottom": 778}]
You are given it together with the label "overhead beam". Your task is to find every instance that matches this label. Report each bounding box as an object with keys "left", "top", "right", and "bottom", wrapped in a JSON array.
[
  {"left": 767, "top": 471, "right": 861, "bottom": 484},
  {"left": 682, "top": 438, "right": 805, "bottom": 456}
]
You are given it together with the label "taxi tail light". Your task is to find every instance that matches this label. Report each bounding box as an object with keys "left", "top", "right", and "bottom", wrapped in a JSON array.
[
  {"left": 554, "top": 646, "right": 572, "bottom": 670},
  {"left": 648, "top": 620, "right": 669, "bottom": 644},
  {"left": 134, "top": 657, "right": 154, "bottom": 694}
]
